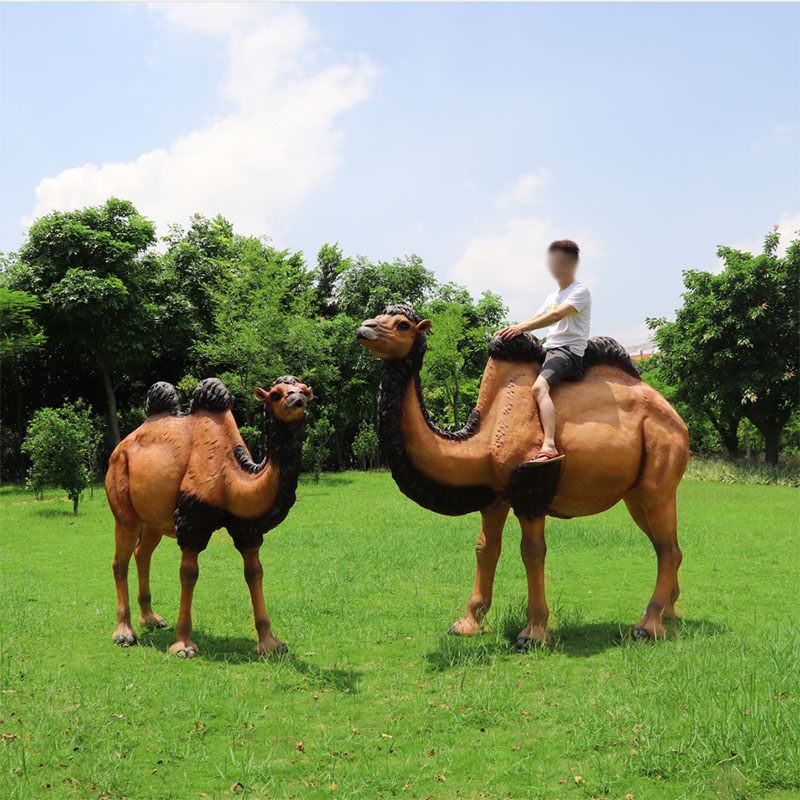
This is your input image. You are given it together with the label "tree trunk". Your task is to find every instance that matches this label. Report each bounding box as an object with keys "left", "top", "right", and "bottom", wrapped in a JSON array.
[
  {"left": 72, "top": 495, "right": 79, "bottom": 515},
  {"left": 100, "top": 360, "right": 121, "bottom": 446},
  {"left": 334, "top": 429, "right": 343, "bottom": 471},
  {"left": 745, "top": 404, "right": 789, "bottom": 466},
  {"left": 764, "top": 429, "right": 781, "bottom": 466},
  {"left": 704, "top": 406, "right": 740, "bottom": 459}
]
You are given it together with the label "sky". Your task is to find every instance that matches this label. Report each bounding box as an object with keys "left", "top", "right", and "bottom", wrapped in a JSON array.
[{"left": 1, "top": 2, "right": 798, "bottom": 344}]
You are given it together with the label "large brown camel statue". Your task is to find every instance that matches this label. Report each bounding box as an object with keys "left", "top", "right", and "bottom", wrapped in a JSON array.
[
  {"left": 105, "top": 376, "right": 312, "bottom": 658},
  {"left": 356, "top": 304, "right": 689, "bottom": 648}
]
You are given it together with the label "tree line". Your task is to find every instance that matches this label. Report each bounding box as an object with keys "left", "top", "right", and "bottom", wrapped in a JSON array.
[
  {"left": 1, "top": 198, "right": 796, "bottom": 502},
  {"left": 0, "top": 198, "right": 506, "bottom": 484}
]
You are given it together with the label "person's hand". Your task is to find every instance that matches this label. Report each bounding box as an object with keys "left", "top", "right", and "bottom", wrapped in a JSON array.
[{"left": 494, "top": 324, "right": 524, "bottom": 341}]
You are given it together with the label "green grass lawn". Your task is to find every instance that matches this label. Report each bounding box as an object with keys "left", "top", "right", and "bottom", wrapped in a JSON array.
[{"left": 1, "top": 473, "right": 798, "bottom": 800}]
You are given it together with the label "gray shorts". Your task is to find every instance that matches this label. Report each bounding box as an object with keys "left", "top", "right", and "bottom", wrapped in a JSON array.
[{"left": 540, "top": 346, "right": 584, "bottom": 388}]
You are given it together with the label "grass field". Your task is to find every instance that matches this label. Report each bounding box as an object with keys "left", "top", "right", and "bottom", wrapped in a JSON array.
[{"left": 1, "top": 473, "right": 798, "bottom": 800}]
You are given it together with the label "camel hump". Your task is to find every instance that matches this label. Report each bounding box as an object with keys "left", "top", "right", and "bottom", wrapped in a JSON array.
[
  {"left": 189, "top": 378, "right": 233, "bottom": 414},
  {"left": 583, "top": 337, "right": 641, "bottom": 380},
  {"left": 144, "top": 382, "right": 182, "bottom": 417}
]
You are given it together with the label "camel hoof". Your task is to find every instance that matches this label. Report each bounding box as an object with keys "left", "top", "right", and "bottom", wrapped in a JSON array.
[
  {"left": 113, "top": 632, "right": 138, "bottom": 647},
  {"left": 447, "top": 625, "right": 458, "bottom": 636},
  {"left": 141, "top": 616, "right": 168, "bottom": 629},
  {"left": 632, "top": 627, "right": 651, "bottom": 641},
  {"left": 175, "top": 647, "right": 197, "bottom": 659},
  {"left": 259, "top": 639, "right": 289, "bottom": 657}
]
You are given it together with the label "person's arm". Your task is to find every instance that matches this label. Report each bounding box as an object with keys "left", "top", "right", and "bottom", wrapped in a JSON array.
[{"left": 495, "top": 302, "right": 576, "bottom": 341}]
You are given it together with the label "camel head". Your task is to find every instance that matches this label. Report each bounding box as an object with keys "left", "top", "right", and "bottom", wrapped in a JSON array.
[
  {"left": 254, "top": 376, "right": 313, "bottom": 424},
  {"left": 356, "top": 304, "right": 432, "bottom": 360}
]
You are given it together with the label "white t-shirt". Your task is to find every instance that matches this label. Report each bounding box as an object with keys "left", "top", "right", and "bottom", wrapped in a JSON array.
[{"left": 537, "top": 281, "right": 592, "bottom": 356}]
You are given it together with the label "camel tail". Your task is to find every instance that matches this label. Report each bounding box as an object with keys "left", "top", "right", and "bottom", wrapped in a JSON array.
[
  {"left": 144, "top": 382, "right": 182, "bottom": 417},
  {"left": 189, "top": 378, "right": 233, "bottom": 414}
]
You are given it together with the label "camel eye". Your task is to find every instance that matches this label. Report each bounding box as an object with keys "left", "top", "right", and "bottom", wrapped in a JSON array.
[
  {"left": 270, "top": 391, "right": 281, "bottom": 401},
  {"left": 397, "top": 321, "right": 410, "bottom": 330}
]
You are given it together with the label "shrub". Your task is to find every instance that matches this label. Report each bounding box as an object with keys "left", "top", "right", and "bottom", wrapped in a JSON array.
[
  {"left": 302, "top": 414, "right": 333, "bottom": 483},
  {"left": 685, "top": 456, "right": 800, "bottom": 487},
  {"left": 351, "top": 421, "right": 379, "bottom": 470},
  {"left": 21, "top": 400, "right": 100, "bottom": 513}
]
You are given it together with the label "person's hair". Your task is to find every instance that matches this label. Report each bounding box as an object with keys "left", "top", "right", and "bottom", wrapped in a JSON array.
[{"left": 548, "top": 239, "right": 580, "bottom": 260}]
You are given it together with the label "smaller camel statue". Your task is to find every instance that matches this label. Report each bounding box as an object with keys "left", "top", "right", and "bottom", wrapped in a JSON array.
[
  {"left": 105, "top": 376, "right": 312, "bottom": 658},
  {"left": 357, "top": 305, "right": 689, "bottom": 647}
]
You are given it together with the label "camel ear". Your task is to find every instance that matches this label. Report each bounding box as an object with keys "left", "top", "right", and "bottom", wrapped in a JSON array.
[
  {"left": 254, "top": 387, "right": 269, "bottom": 403},
  {"left": 417, "top": 319, "right": 432, "bottom": 334},
  {"left": 303, "top": 386, "right": 314, "bottom": 401}
]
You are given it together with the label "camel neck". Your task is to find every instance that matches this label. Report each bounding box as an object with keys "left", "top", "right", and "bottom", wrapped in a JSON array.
[
  {"left": 377, "top": 337, "right": 496, "bottom": 515},
  {"left": 228, "top": 414, "right": 304, "bottom": 528}
]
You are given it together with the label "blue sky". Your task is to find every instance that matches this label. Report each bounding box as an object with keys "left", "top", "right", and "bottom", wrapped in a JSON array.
[{"left": 1, "top": 2, "right": 798, "bottom": 342}]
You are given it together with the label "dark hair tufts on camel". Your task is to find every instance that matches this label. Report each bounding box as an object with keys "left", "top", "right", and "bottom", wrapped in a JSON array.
[{"left": 144, "top": 381, "right": 182, "bottom": 417}]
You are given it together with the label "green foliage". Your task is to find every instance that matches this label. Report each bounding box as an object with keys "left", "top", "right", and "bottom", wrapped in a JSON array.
[
  {"left": 351, "top": 420, "right": 379, "bottom": 470},
  {"left": 20, "top": 400, "right": 99, "bottom": 513},
  {"left": 649, "top": 229, "right": 799, "bottom": 463},
  {"left": 0, "top": 287, "right": 46, "bottom": 358},
  {"left": 302, "top": 413, "right": 333, "bottom": 483},
  {"left": 6, "top": 198, "right": 164, "bottom": 444}
]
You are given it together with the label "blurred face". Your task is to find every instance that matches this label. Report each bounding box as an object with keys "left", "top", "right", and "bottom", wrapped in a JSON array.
[{"left": 547, "top": 250, "right": 578, "bottom": 284}]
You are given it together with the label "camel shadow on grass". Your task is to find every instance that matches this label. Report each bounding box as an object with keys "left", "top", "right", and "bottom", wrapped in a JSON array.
[
  {"left": 138, "top": 626, "right": 361, "bottom": 693},
  {"left": 424, "top": 607, "right": 727, "bottom": 671}
]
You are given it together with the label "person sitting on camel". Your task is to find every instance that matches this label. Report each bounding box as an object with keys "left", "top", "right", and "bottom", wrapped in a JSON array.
[{"left": 494, "top": 239, "right": 591, "bottom": 464}]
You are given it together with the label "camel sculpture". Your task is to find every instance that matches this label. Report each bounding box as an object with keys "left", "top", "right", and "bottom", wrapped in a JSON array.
[
  {"left": 105, "top": 376, "right": 312, "bottom": 658},
  {"left": 357, "top": 304, "right": 689, "bottom": 647}
]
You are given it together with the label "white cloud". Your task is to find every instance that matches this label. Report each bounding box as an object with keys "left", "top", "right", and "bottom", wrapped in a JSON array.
[
  {"left": 775, "top": 210, "right": 800, "bottom": 251},
  {"left": 24, "top": 4, "right": 376, "bottom": 237},
  {"left": 451, "top": 216, "right": 601, "bottom": 322},
  {"left": 494, "top": 168, "right": 550, "bottom": 209}
]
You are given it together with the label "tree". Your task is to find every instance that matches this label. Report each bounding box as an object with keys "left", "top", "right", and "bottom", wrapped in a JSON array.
[
  {"left": 8, "top": 199, "right": 159, "bottom": 445},
  {"left": 351, "top": 420, "right": 379, "bottom": 470},
  {"left": 302, "top": 413, "right": 333, "bottom": 483},
  {"left": 313, "top": 242, "right": 350, "bottom": 317},
  {"left": 421, "top": 305, "right": 466, "bottom": 427},
  {"left": 21, "top": 400, "right": 99, "bottom": 513},
  {"left": 335, "top": 254, "right": 437, "bottom": 318},
  {"left": 649, "top": 228, "right": 799, "bottom": 463}
]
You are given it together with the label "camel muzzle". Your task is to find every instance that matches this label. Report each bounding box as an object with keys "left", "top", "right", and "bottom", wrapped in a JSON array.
[
  {"left": 356, "top": 322, "right": 379, "bottom": 342},
  {"left": 285, "top": 393, "right": 307, "bottom": 409}
]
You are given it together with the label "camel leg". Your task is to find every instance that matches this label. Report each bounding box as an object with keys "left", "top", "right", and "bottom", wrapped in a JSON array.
[
  {"left": 240, "top": 547, "right": 287, "bottom": 656},
  {"left": 169, "top": 550, "right": 200, "bottom": 658},
  {"left": 625, "top": 495, "right": 682, "bottom": 639},
  {"left": 112, "top": 522, "right": 140, "bottom": 646},
  {"left": 516, "top": 515, "right": 551, "bottom": 649},
  {"left": 624, "top": 496, "right": 680, "bottom": 620},
  {"left": 134, "top": 525, "right": 167, "bottom": 628},
  {"left": 449, "top": 501, "right": 509, "bottom": 636}
]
